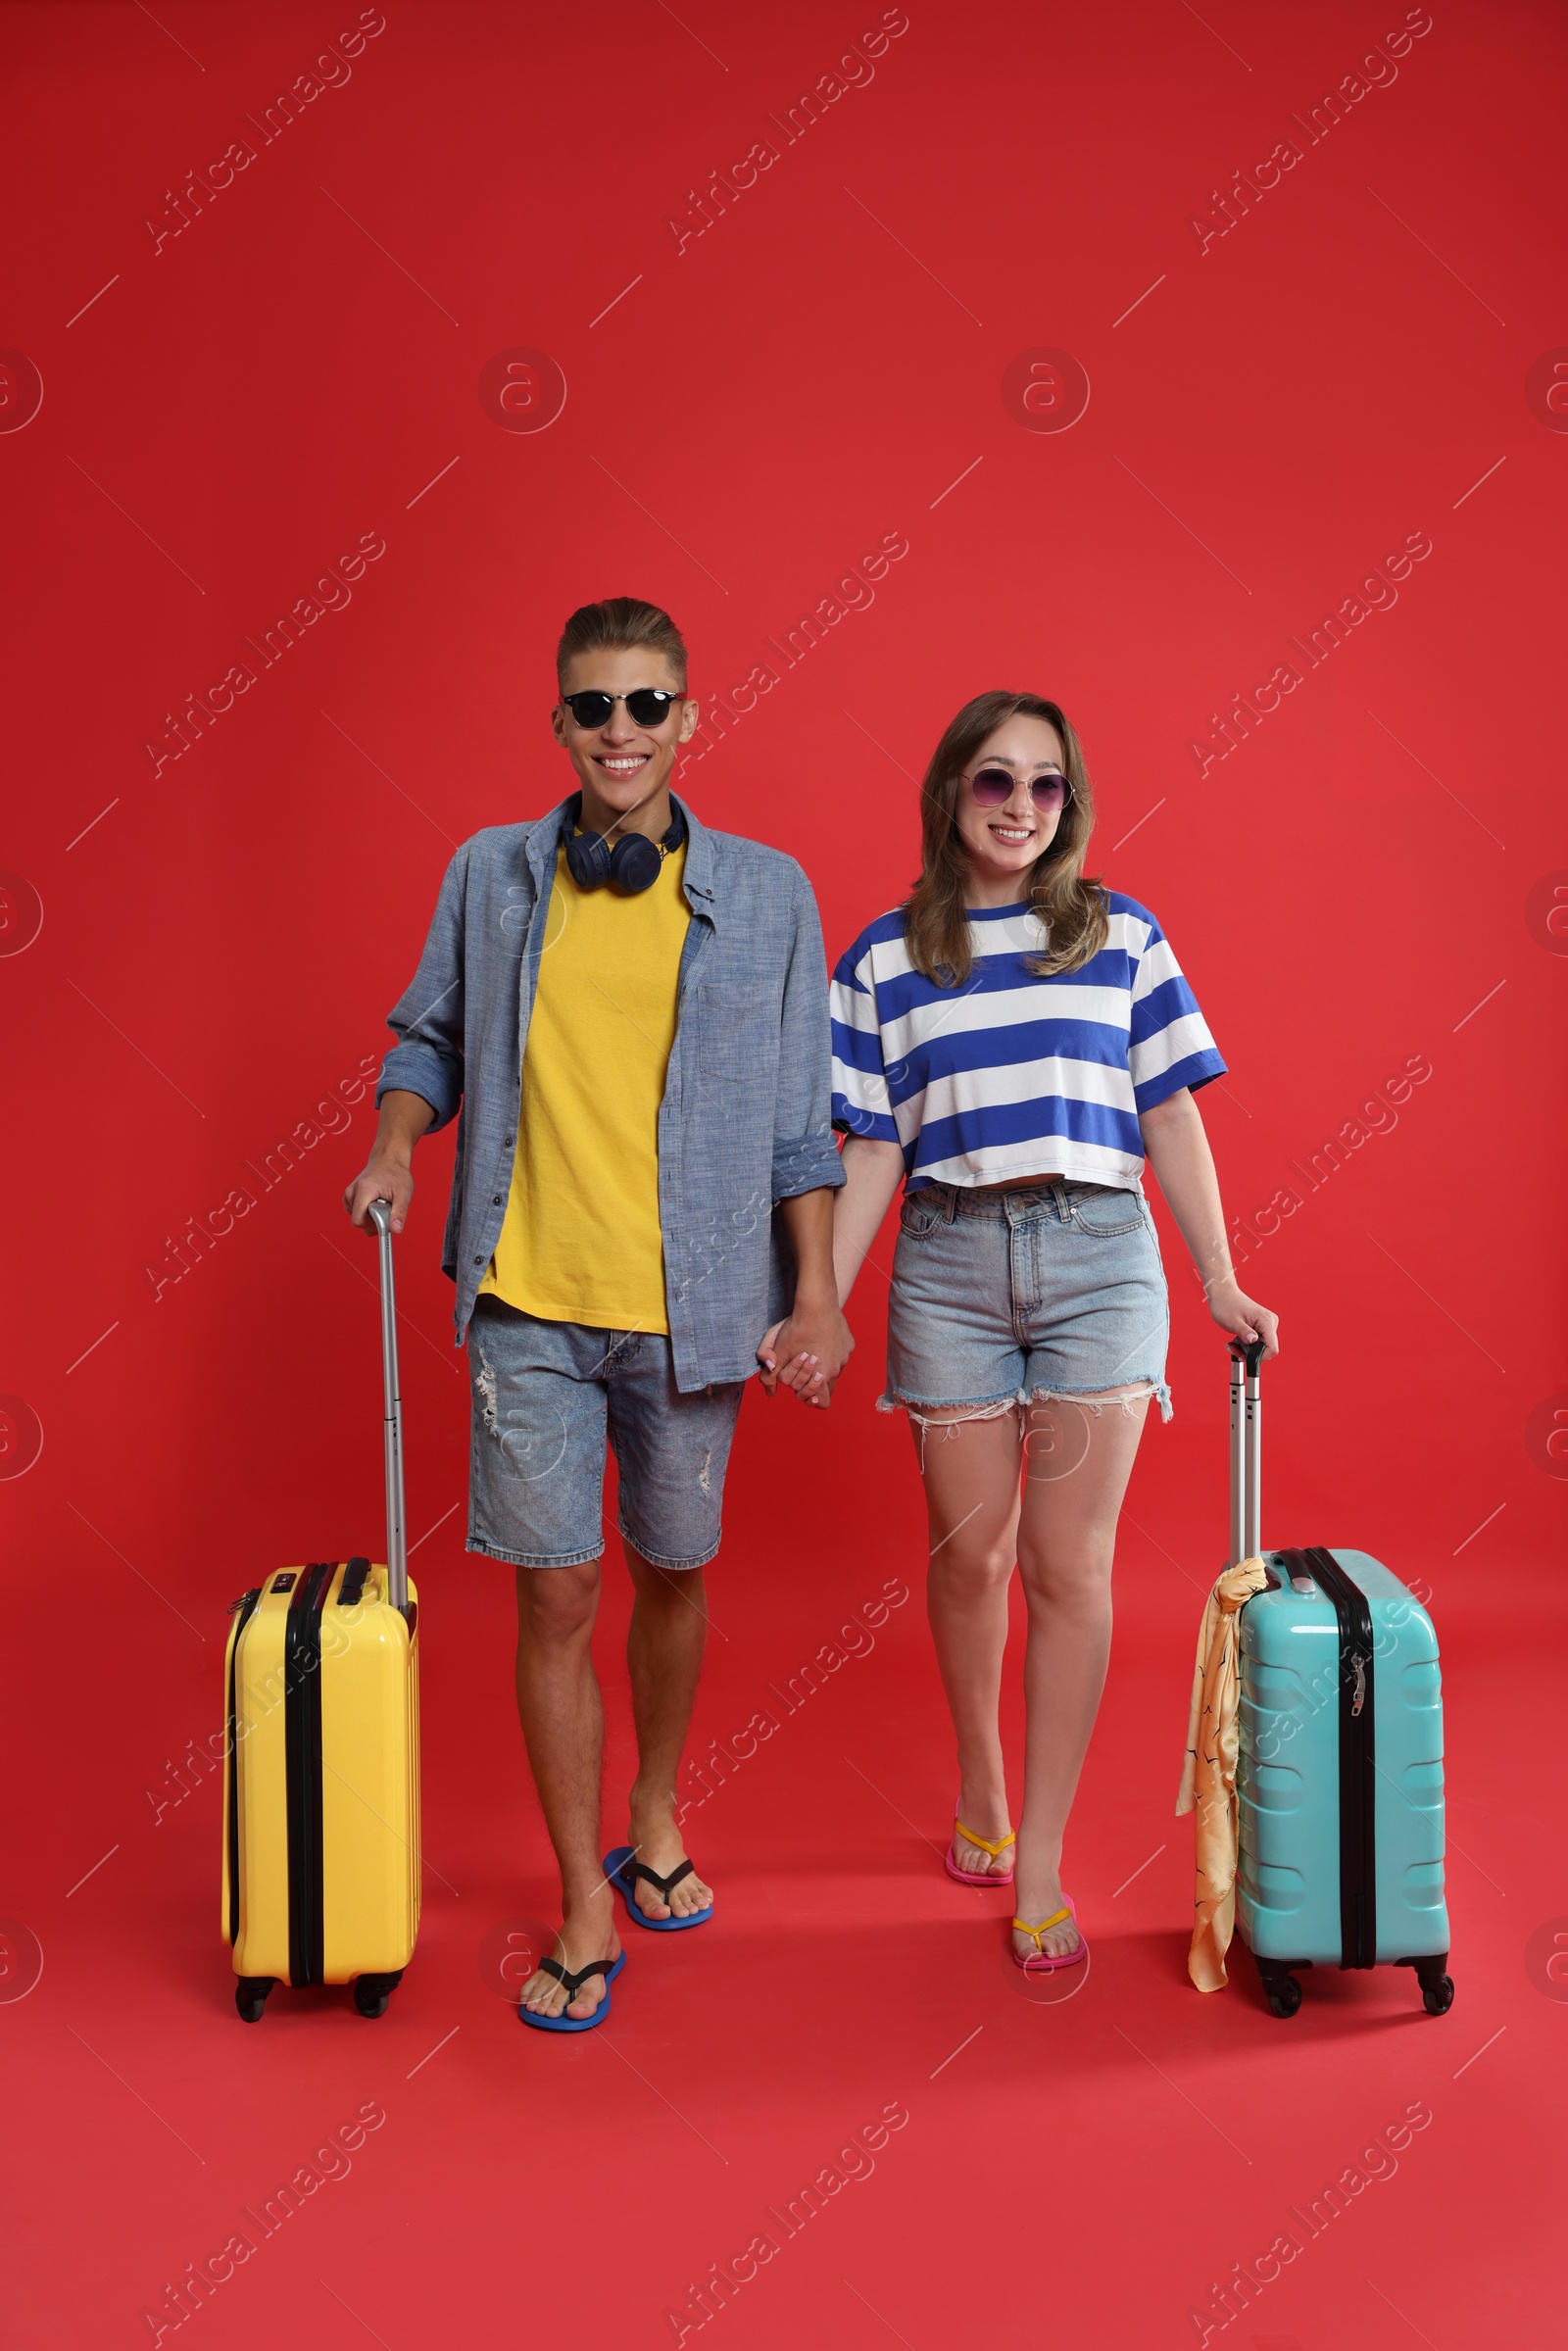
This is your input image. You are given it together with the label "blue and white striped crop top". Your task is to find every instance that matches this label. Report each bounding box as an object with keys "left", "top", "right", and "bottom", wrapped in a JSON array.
[{"left": 829, "top": 893, "right": 1225, "bottom": 1191}]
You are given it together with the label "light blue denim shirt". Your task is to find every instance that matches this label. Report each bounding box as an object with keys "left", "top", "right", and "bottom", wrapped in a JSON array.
[{"left": 377, "top": 794, "right": 845, "bottom": 1390}]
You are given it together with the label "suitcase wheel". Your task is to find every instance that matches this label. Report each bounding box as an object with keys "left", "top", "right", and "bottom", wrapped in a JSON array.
[
  {"left": 1403, "top": 1954, "right": 1454, "bottom": 2015},
  {"left": 1254, "top": 1957, "right": 1303, "bottom": 2019},
  {"left": 353, "top": 1971, "right": 403, "bottom": 2019},
  {"left": 235, "top": 1977, "right": 275, "bottom": 2024}
]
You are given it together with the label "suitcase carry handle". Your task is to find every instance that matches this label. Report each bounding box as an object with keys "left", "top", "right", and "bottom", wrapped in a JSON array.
[
  {"left": 366, "top": 1200, "right": 409, "bottom": 1615},
  {"left": 1228, "top": 1338, "right": 1265, "bottom": 1564}
]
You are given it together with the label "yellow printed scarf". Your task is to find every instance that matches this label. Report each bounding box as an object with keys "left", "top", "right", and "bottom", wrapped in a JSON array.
[{"left": 1175, "top": 1556, "right": 1269, "bottom": 1991}]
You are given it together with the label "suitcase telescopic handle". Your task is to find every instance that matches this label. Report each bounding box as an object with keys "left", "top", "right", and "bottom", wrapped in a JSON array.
[
  {"left": 366, "top": 1200, "right": 409, "bottom": 1615},
  {"left": 1228, "top": 1338, "right": 1265, "bottom": 1564}
]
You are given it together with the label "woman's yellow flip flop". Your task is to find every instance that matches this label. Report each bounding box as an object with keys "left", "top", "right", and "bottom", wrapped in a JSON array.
[
  {"left": 946, "top": 1818, "right": 1015, "bottom": 1887},
  {"left": 1012, "top": 1899, "right": 1087, "bottom": 1973}
]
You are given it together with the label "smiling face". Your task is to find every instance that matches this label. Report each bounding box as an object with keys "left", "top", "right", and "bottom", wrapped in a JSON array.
[
  {"left": 551, "top": 643, "right": 699, "bottom": 836},
  {"left": 951, "top": 711, "right": 1069, "bottom": 905}
]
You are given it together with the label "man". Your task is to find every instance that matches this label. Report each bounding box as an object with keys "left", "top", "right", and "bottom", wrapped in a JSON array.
[{"left": 344, "top": 596, "right": 851, "bottom": 2029}]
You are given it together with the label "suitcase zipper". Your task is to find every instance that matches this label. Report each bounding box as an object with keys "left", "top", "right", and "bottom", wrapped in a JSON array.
[
  {"left": 284, "top": 1563, "right": 333, "bottom": 1986},
  {"left": 224, "top": 1589, "right": 263, "bottom": 1947},
  {"left": 1299, "top": 1545, "right": 1378, "bottom": 1969}
]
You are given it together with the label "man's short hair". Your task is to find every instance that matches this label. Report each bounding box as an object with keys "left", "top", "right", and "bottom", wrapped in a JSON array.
[{"left": 556, "top": 597, "right": 688, "bottom": 690}]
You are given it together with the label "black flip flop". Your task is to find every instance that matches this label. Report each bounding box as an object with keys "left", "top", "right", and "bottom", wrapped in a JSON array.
[
  {"left": 517, "top": 1946, "right": 626, "bottom": 2033},
  {"left": 604, "top": 1845, "right": 713, "bottom": 1933}
]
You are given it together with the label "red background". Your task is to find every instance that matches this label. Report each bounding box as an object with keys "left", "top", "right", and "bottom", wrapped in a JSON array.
[{"left": 3, "top": 3, "right": 1564, "bottom": 2346}]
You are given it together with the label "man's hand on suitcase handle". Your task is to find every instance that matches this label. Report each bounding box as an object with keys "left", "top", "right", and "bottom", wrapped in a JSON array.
[
  {"left": 346, "top": 1157, "right": 415, "bottom": 1234},
  {"left": 344, "top": 1090, "right": 435, "bottom": 1235}
]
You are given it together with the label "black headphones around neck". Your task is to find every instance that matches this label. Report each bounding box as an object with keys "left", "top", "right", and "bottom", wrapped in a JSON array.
[{"left": 563, "top": 795, "right": 686, "bottom": 895}]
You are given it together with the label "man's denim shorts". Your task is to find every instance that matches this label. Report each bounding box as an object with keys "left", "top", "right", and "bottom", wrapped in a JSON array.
[
  {"left": 466, "top": 1298, "right": 745, "bottom": 1570},
  {"left": 881, "top": 1178, "right": 1173, "bottom": 1425}
]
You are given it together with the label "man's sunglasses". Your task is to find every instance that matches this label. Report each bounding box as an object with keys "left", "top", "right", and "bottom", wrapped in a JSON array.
[
  {"left": 966, "top": 765, "right": 1071, "bottom": 812},
  {"left": 560, "top": 689, "right": 685, "bottom": 729}
]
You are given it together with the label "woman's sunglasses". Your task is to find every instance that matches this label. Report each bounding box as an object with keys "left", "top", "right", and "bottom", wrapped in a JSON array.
[
  {"left": 561, "top": 688, "right": 684, "bottom": 729},
  {"left": 966, "top": 766, "right": 1070, "bottom": 812}
]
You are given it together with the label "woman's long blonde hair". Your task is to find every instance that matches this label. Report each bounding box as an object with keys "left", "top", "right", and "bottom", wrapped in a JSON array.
[{"left": 903, "top": 691, "right": 1108, "bottom": 987}]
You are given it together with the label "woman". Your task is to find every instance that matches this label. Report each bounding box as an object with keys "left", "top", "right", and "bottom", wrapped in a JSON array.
[{"left": 822, "top": 690, "right": 1278, "bottom": 1973}]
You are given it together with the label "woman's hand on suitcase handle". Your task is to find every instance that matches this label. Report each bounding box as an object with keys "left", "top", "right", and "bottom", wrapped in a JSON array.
[
  {"left": 1137, "top": 1091, "right": 1278, "bottom": 1359},
  {"left": 1206, "top": 1275, "right": 1280, "bottom": 1358}
]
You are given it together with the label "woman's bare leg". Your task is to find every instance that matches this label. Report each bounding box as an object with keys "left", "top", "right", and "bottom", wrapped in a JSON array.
[
  {"left": 1010, "top": 1388, "right": 1151, "bottom": 1958},
  {"left": 912, "top": 1408, "right": 1023, "bottom": 1875}
]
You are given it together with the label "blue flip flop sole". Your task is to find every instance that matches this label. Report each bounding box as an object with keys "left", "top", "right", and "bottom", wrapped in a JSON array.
[
  {"left": 604, "top": 1844, "right": 713, "bottom": 1933},
  {"left": 517, "top": 1946, "right": 626, "bottom": 2033}
]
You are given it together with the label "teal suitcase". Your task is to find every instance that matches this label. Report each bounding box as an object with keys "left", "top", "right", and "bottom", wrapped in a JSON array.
[{"left": 1228, "top": 1344, "right": 1453, "bottom": 2019}]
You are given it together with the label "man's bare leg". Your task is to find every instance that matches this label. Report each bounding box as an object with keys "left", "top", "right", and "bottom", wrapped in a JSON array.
[
  {"left": 622, "top": 1544, "right": 713, "bottom": 1921},
  {"left": 512, "top": 1560, "right": 622, "bottom": 2022}
]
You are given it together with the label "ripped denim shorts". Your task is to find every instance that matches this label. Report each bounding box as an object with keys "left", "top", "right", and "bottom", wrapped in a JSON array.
[
  {"left": 466, "top": 1298, "right": 744, "bottom": 1570},
  {"left": 880, "top": 1178, "right": 1172, "bottom": 1428}
]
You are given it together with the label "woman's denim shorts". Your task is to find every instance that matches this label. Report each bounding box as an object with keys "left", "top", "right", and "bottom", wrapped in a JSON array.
[{"left": 881, "top": 1177, "right": 1172, "bottom": 1427}]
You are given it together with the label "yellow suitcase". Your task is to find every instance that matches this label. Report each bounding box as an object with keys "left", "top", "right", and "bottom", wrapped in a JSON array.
[{"left": 220, "top": 1200, "right": 421, "bottom": 2021}]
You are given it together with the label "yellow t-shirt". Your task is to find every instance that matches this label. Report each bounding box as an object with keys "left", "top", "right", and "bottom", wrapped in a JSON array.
[{"left": 478, "top": 841, "right": 689, "bottom": 1334}]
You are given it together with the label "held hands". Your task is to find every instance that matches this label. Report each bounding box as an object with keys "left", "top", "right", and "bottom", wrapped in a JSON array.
[
  {"left": 757, "top": 1298, "right": 855, "bottom": 1408},
  {"left": 1205, "top": 1274, "right": 1280, "bottom": 1358}
]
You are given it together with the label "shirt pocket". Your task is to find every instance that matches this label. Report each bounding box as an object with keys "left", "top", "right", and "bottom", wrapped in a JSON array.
[{"left": 696, "top": 982, "right": 780, "bottom": 1076}]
